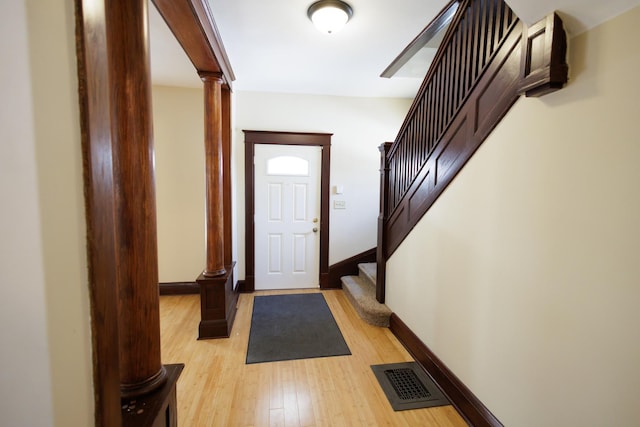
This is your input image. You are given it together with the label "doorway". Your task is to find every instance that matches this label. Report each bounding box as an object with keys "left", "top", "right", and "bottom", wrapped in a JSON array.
[
  {"left": 244, "top": 131, "right": 331, "bottom": 292},
  {"left": 254, "top": 144, "right": 322, "bottom": 289}
]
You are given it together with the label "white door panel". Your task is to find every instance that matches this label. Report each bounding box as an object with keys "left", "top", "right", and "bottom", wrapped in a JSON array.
[
  {"left": 293, "top": 233, "right": 307, "bottom": 272},
  {"left": 268, "top": 184, "right": 283, "bottom": 221},
  {"left": 255, "top": 144, "right": 321, "bottom": 289},
  {"left": 268, "top": 234, "right": 282, "bottom": 273}
]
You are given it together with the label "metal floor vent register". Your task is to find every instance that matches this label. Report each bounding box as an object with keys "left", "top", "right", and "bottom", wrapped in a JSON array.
[{"left": 371, "top": 362, "right": 450, "bottom": 411}]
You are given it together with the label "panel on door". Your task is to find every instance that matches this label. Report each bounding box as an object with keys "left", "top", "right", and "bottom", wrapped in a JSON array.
[{"left": 254, "top": 144, "right": 321, "bottom": 290}]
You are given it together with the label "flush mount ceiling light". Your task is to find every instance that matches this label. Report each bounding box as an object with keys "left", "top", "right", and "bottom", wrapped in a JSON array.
[{"left": 307, "top": 0, "right": 353, "bottom": 34}]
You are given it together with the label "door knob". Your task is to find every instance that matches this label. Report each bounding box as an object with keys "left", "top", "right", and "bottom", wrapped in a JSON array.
[{"left": 312, "top": 227, "right": 318, "bottom": 233}]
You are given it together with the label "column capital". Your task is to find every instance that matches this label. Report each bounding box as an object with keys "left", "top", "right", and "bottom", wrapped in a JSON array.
[{"left": 199, "top": 71, "right": 224, "bottom": 83}]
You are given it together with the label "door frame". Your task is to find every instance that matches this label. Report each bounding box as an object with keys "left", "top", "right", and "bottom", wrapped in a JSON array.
[{"left": 243, "top": 130, "right": 331, "bottom": 292}]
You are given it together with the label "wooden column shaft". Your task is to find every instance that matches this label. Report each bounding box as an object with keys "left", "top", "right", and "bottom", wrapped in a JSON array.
[
  {"left": 201, "top": 73, "right": 226, "bottom": 277},
  {"left": 222, "top": 86, "right": 233, "bottom": 266},
  {"left": 106, "top": 0, "right": 166, "bottom": 397},
  {"left": 76, "top": 0, "right": 122, "bottom": 422}
]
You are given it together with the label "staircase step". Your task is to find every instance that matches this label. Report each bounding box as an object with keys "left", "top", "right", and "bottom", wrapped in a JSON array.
[
  {"left": 358, "top": 262, "right": 377, "bottom": 287},
  {"left": 341, "top": 275, "right": 391, "bottom": 327}
]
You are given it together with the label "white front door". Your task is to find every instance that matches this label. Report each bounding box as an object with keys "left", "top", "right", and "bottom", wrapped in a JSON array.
[{"left": 254, "top": 144, "right": 322, "bottom": 290}]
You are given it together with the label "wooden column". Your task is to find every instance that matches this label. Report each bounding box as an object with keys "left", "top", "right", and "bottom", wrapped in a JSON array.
[
  {"left": 222, "top": 85, "right": 233, "bottom": 266},
  {"left": 76, "top": 0, "right": 122, "bottom": 421},
  {"left": 200, "top": 72, "right": 226, "bottom": 277},
  {"left": 196, "top": 73, "right": 238, "bottom": 339},
  {"left": 106, "top": 0, "right": 166, "bottom": 398}
]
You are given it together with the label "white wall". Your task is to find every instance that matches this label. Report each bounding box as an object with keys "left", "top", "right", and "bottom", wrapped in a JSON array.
[
  {"left": 386, "top": 6, "right": 640, "bottom": 426},
  {"left": 0, "top": 0, "right": 93, "bottom": 426},
  {"left": 153, "top": 85, "right": 206, "bottom": 282},
  {"left": 234, "top": 91, "right": 411, "bottom": 278}
]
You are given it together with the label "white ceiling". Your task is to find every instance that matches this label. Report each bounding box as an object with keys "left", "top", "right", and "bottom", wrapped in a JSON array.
[{"left": 149, "top": 0, "right": 640, "bottom": 99}]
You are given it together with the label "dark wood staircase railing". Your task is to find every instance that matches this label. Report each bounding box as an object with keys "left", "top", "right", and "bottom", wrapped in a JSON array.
[
  {"left": 388, "top": 0, "right": 516, "bottom": 214},
  {"left": 376, "top": 0, "right": 568, "bottom": 302}
]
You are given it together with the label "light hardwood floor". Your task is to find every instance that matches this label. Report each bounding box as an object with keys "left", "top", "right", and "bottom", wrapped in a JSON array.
[{"left": 160, "top": 289, "right": 467, "bottom": 426}]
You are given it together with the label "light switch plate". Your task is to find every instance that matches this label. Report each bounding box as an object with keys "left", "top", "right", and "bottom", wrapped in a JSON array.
[{"left": 334, "top": 200, "right": 346, "bottom": 209}]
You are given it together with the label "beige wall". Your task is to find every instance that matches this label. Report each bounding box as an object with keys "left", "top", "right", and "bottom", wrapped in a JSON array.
[
  {"left": 234, "top": 91, "right": 412, "bottom": 279},
  {"left": 153, "top": 88, "right": 411, "bottom": 282},
  {"left": 153, "top": 85, "right": 207, "bottom": 282},
  {"left": 0, "top": 0, "right": 93, "bottom": 426},
  {"left": 386, "top": 6, "right": 640, "bottom": 426}
]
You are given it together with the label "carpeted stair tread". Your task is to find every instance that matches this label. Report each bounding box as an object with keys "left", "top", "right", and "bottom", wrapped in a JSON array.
[
  {"left": 341, "top": 275, "right": 391, "bottom": 327},
  {"left": 359, "top": 262, "right": 377, "bottom": 286}
]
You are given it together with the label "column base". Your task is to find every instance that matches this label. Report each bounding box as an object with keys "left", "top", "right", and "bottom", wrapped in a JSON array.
[
  {"left": 202, "top": 267, "right": 226, "bottom": 277},
  {"left": 196, "top": 262, "right": 238, "bottom": 339},
  {"left": 120, "top": 365, "right": 167, "bottom": 400},
  {"left": 122, "top": 364, "right": 183, "bottom": 427}
]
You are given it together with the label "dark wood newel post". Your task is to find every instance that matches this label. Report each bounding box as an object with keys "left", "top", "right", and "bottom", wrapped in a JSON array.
[
  {"left": 376, "top": 142, "right": 392, "bottom": 303},
  {"left": 200, "top": 72, "right": 226, "bottom": 277},
  {"left": 106, "top": 0, "right": 166, "bottom": 398}
]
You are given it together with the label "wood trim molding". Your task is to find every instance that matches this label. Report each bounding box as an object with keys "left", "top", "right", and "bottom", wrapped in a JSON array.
[
  {"left": 326, "top": 248, "right": 377, "bottom": 289},
  {"left": 244, "top": 140, "right": 256, "bottom": 292},
  {"left": 151, "top": 0, "right": 235, "bottom": 87},
  {"left": 243, "top": 130, "right": 332, "bottom": 292},
  {"left": 159, "top": 282, "right": 200, "bottom": 295},
  {"left": 195, "top": 0, "right": 235, "bottom": 81},
  {"left": 381, "top": 0, "right": 459, "bottom": 78},
  {"left": 389, "top": 313, "right": 503, "bottom": 426},
  {"left": 75, "top": 0, "right": 122, "bottom": 423},
  {"left": 519, "top": 12, "right": 568, "bottom": 97},
  {"left": 235, "top": 280, "right": 248, "bottom": 293}
]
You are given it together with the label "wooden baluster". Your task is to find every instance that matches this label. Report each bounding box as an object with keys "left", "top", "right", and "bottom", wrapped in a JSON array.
[
  {"left": 491, "top": 0, "right": 501, "bottom": 53},
  {"left": 406, "top": 124, "right": 412, "bottom": 180},
  {"left": 459, "top": 15, "right": 468, "bottom": 104},
  {"left": 419, "top": 99, "right": 426, "bottom": 163},
  {"left": 460, "top": 8, "right": 467, "bottom": 100},
  {"left": 415, "top": 117, "right": 419, "bottom": 173},
  {"left": 488, "top": 0, "right": 497, "bottom": 61},
  {"left": 480, "top": 0, "right": 489, "bottom": 68},
  {"left": 497, "top": 0, "right": 505, "bottom": 41},
  {"left": 451, "top": 26, "right": 460, "bottom": 111},
  {"left": 428, "top": 85, "right": 435, "bottom": 153},
  {"left": 437, "top": 66, "right": 445, "bottom": 138},
  {"left": 444, "top": 43, "right": 452, "bottom": 122},
  {"left": 473, "top": 0, "right": 482, "bottom": 81},
  {"left": 466, "top": 6, "right": 475, "bottom": 96}
]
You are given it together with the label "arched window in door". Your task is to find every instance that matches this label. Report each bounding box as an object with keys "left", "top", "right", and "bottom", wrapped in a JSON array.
[{"left": 267, "top": 156, "right": 309, "bottom": 176}]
